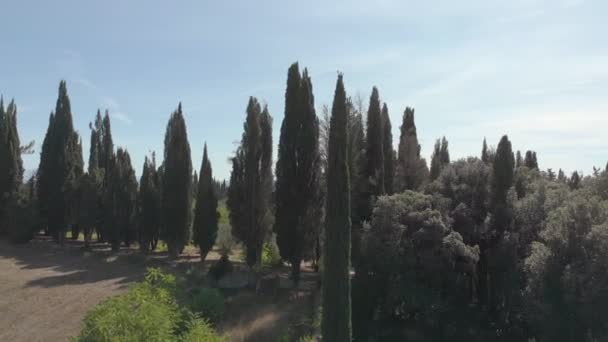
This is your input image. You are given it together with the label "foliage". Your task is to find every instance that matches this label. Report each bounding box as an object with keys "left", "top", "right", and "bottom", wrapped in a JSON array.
[
  {"left": 106, "top": 148, "right": 138, "bottom": 251},
  {"left": 322, "top": 74, "right": 352, "bottom": 342},
  {"left": 429, "top": 136, "right": 450, "bottom": 181},
  {"left": 275, "top": 63, "right": 321, "bottom": 282},
  {"left": 161, "top": 103, "right": 193, "bottom": 257},
  {"left": 75, "top": 268, "right": 225, "bottom": 342},
  {"left": 193, "top": 144, "right": 219, "bottom": 261},
  {"left": 180, "top": 318, "right": 227, "bottom": 342},
  {"left": 525, "top": 191, "right": 608, "bottom": 341},
  {"left": 190, "top": 288, "right": 225, "bottom": 323},
  {"left": 227, "top": 97, "right": 273, "bottom": 267},
  {"left": 396, "top": 107, "right": 428, "bottom": 191},
  {"left": 354, "top": 191, "right": 479, "bottom": 340},
  {"left": 138, "top": 153, "right": 161, "bottom": 252},
  {"left": 381, "top": 103, "right": 395, "bottom": 195},
  {"left": 37, "top": 81, "right": 84, "bottom": 241},
  {"left": 0, "top": 98, "right": 24, "bottom": 235},
  {"left": 262, "top": 234, "right": 283, "bottom": 267},
  {"left": 364, "top": 86, "right": 386, "bottom": 205},
  {"left": 5, "top": 177, "right": 38, "bottom": 243}
]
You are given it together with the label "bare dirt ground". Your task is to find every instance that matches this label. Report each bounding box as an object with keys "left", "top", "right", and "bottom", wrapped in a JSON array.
[
  {"left": 0, "top": 237, "right": 319, "bottom": 342},
  {"left": 0, "top": 238, "right": 146, "bottom": 342}
]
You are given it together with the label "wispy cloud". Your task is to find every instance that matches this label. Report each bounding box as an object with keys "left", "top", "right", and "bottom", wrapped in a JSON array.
[
  {"left": 71, "top": 70, "right": 134, "bottom": 126},
  {"left": 110, "top": 111, "right": 133, "bottom": 125}
]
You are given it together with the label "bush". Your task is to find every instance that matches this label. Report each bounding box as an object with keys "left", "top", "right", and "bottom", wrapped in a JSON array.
[
  {"left": 190, "top": 288, "right": 225, "bottom": 322},
  {"left": 262, "top": 234, "right": 282, "bottom": 267},
  {"left": 75, "top": 281, "right": 180, "bottom": 342},
  {"left": 74, "top": 268, "right": 225, "bottom": 342},
  {"left": 180, "top": 318, "right": 227, "bottom": 342},
  {"left": 208, "top": 254, "right": 233, "bottom": 280}
]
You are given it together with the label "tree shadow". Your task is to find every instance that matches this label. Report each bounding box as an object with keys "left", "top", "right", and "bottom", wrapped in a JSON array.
[{"left": 0, "top": 236, "right": 147, "bottom": 289}]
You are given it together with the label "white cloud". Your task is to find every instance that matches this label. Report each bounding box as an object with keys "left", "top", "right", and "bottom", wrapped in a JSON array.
[{"left": 110, "top": 111, "right": 133, "bottom": 125}]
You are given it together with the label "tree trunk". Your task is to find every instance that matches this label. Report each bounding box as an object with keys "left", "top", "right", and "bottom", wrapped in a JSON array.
[{"left": 291, "top": 259, "right": 301, "bottom": 284}]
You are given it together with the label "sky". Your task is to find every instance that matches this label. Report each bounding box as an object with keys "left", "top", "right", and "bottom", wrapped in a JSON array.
[{"left": 1, "top": 0, "right": 607, "bottom": 181}]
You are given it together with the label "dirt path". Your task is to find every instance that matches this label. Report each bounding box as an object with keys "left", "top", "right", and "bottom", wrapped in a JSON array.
[{"left": 0, "top": 239, "right": 145, "bottom": 342}]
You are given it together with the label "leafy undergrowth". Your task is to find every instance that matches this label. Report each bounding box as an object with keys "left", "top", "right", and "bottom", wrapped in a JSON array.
[{"left": 73, "top": 268, "right": 227, "bottom": 342}]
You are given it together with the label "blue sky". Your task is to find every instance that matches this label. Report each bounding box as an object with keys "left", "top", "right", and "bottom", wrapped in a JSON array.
[{"left": 1, "top": 0, "right": 607, "bottom": 180}]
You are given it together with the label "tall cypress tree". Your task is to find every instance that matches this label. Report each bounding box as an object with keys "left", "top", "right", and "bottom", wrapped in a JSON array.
[
  {"left": 524, "top": 150, "right": 538, "bottom": 170},
  {"left": 381, "top": 103, "right": 394, "bottom": 194},
  {"left": 347, "top": 99, "right": 367, "bottom": 265},
  {"left": 364, "top": 87, "right": 385, "bottom": 205},
  {"left": 193, "top": 144, "right": 219, "bottom": 262},
  {"left": 429, "top": 139, "right": 442, "bottom": 181},
  {"left": 0, "top": 99, "right": 24, "bottom": 233},
  {"left": 228, "top": 97, "right": 272, "bottom": 267},
  {"left": 440, "top": 136, "right": 450, "bottom": 166},
  {"left": 37, "top": 112, "right": 55, "bottom": 236},
  {"left": 275, "top": 64, "right": 321, "bottom": 281},
  {"left": 139, "top": 153, "right": 161, "bottom": 252},
  {"left": 396, "top": 107, "right": 428, "bottom": 191},
  {"left": 161, "top": 103, "right": 192, "bottom": 257},
  {"left": 481, "top": 137, "right": 490, "bottom": 164},
  {"left": 491, "top": 135, "right": 515, "bottom": 212},
  {"left": 37, "top": 81, "right": 83, "bottom": 242},
  {"left": 430, "top": 136, "right": 450, "bottom": 181},
  {"left": 106, "top": 148, "right": 137, "bottom": 251},
  {"left": 515, "top": 150, "right": 523, "bottom": 168},
  {"left": 322, "top": 73, "right": 352, "bottom": 342},
  {"left": 99, "top": 111, "right": 115, "bottom": 242}
]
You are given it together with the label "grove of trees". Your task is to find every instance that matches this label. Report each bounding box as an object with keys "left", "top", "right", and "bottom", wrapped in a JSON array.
[{"left": 1, "top": 64, "right": 607, "bottom": 341}]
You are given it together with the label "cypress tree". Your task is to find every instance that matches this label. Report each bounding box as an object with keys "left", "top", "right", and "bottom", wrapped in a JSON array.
[
  {"left": 0, "top": 99, "right": 24, "bottom": 234},
  {"left": 429, "top": 139, "right": 442, "bottom": 181},
  {"left": 515, "top": 150, "right": 523, "bottom": 168},
  {"left": 347, "top": 99, "right": 367, "bottom": 265},
  {"left": 161, "top": 103, "right": 192, "bottom": 257},
  {"left": 99, "top": 111, "right": 115, "bottom": 242},
  {"left": 139, "top": 153, "right": 161, "bottom": 252},
  {"left": 396, "top": 107, "right": 428, "bottom": 191},
  {"left": 491, "top": 135, "right": 515, "bottom": 211},
  {"left": 430, "top": 136, "right": 450, "bottom": 181},
  {"left": 440, "top": 136, "right": 450, "bottom": 166},
  {"left": 569, "top": 171, "right": 581, "bottom": 190},
  {"left": 524, "top": 150, "right": 538, "bottom": 170},
  {"left": 275, "top": 64, "right": 321, "bottom": 281},
  {"left": 193, "top": 144, "right": 219, "bottom": 262},
  {"left": 37, "top": 81, "right": 83, "bottom": 242},
  {"left": 481, "top": 138, "right": 489, "bottom": 164},
  {"left": 85, "top": 114, "right": 103, "bottom": 243},
  {"left": 557, "top": 168, "right": 566, "bottom": 182},
  {"left": 322, "top": 73, "right": 352, "bottom": 342},
  {"left": 37, "top": 112, "right": 55, "bottom": 236},
  {"left": 106, "top": 148, "right": 137, "bottom": 251},
  {"left": 228, "top": 97, "right": 272, "bottom": 267},
  {"left": 381, "top": 103, "right": 394, "bottom": 194},
  {"left": 364, "top": 87, "right": 385, "bottom": 203}
]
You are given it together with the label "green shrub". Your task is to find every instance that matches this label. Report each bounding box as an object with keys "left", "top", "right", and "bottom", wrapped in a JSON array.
[
  {"left": 208, "top": 254, "right": 233, "bottom": 280},
  {"left": 74, "top": 268, "right": 225, "bottom": 342},
  {"left": 180, "top": 318, "right": 227, "bottom": 342},
  {"left": 75, "top": 282, "right": 180, "bottom": 342},
  {"left": 190, "top": 288, "right": 225, "bottom": 322},
  {"left": 262, "top": 234, "right": 282, "bottom": 267}
]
